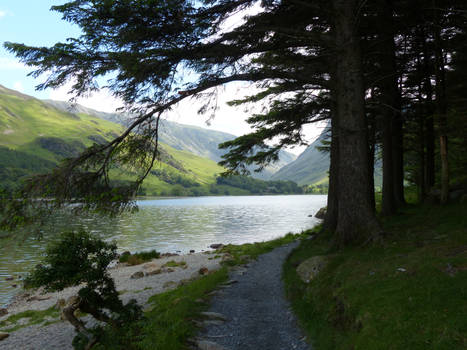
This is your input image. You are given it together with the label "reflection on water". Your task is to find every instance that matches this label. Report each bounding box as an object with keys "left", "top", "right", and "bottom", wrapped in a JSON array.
[{"left": 0, "top": 195, "right": 326, "bottom": 306}]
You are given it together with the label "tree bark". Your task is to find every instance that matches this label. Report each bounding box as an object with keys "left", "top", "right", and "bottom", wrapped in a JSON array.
[
  {"left": 323, "top": 114, "right": 339, "bottom": 232},
  {"left": 378, "top": 0, "right": 398, "bottom": 215},
  {"left": 333, "top": 0, "right": 382, "bottom": 246},
  {"left": 433, "top": 2, "right": 449, "bottom": 204}
]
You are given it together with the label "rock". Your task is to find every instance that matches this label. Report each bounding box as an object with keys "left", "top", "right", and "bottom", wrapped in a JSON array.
[
  {"left": 130, "top": 271, "right": 145, "bottom": 279},
  {"left": 162, "top": 267, "right": 174, "bottom": 273},
  {"left": 163, "top": 281, "right": 177, "bottom": 289},
  {"left": 27, "top": 295, "right": 51, "bottom": 302},
  {"left": 56, "top": 298, "right": 66, "bottom": 309},
  {"left": 221, "top": 253, "right": 234, "bottom": 262},
  {"left": 0, "top": 332, "right": 9, "bottom": 341},
  {"left": 223, "top": 280, "right": 238, "bottom": 286},
  {"left": 5, "top": 276, "right": 13, "bottom": 281},
  {"left": 143, "top": 263, "right": 159, "bottom": 270},
  {"left": 314, "top": 207, "right": 327, "bottom": 219},
  {"left": 11, "top": 284, "right": 17, "bottom": 288},
  {"left": 209, "top": 243, "right": 224, "bottom": 249},
  {"left": 195, "top": 339, "right": 228, "bottom": 350},
  {"left": 190, "top": 249, "right": 195, "bottom": 253},
  {"left": 296, "top": 256, "right": 328, "bottom": 283},
  {"left": 0, "top": 308, "right": 7, "bottom": 317},
  {"left": 199, "top": 267, "right": 209, "bottom": 275},
  {"left": 198, "top": 319, "right": 225, "bottom": 326},
  {"left": 161, "top": 252, "right": 179, "bottom": 257},
  {"left": 200, "top": 311, "right": 228, "bottom": 321},
  {"left": 308, "top": 214, "right": 313, "bottom": 217},
  {"left": 145, "top": 268, "right": 162, "bottom": 276}
]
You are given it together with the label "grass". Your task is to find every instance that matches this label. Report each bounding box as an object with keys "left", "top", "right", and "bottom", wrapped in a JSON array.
[
  {"left": 91, "top": 232, "right": 309, "bottom": 349},
  {"left": 162, "top": 260, "right": 187, "bottom": 268},
  {"left": 0, "top": 305, "right": 60, "bottom": 332},
  {"left": 93, "top": 267, "right": 229, "bottom": 350},
  {"left": 218, "top": 231, "right": 312, "bottom": 266},
  {"left": 119, "top": 250, "right": 161, "bottom": 265},
  {"left": 284, "top": 202, "right": 467, "bottom": 350}
]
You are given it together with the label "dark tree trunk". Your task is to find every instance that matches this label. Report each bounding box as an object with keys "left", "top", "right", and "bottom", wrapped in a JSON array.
[
  {"left": 392, "top": 107, "right": 405, "bottom": 206},
  {"left": 433, "top": 2, "right": 449, "bottom": 204},
  {"left": 422, "top": 42, "right": 436, "bottom": 192},
  {"left": 378, "top": 0, "right": 398, "bottom": 215},
  {"left": 333, "top": 0, "right": 382, "bottom": 246},
  {"left": 425, "top": 115, "right": 435, "bottom": 190},
  {"left": 419, "top": 115, "right": 427, "bottom": 201},
  {"left": 367, "top": 109, "right": 376, "bottom": 213},
  {"left": 323, "top": 113, "right": 339, "bottom": 232}
]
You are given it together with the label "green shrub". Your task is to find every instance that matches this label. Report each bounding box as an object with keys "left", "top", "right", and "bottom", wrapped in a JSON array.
[
  {"left": 119, "top": 249, "right": 160, "bottom": 265},
  {"left": 25, "top": 230, "right": 142, "bottom": 350}
]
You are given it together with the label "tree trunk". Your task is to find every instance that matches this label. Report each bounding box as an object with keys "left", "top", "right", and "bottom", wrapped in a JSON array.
[
  {"left": 433, "top": 2, "right": 449, "bottom": 204},
  {"left": 323, "top": 114, "right": 339, "bottom": 232},
  {"left": 378, "top": 0, "right": 398, "bottom": 215},
  {"left": 367, "top": 108, "right": 376, "bottom": 213},
  {"left": 333, "top": 0, "right": 382, "bottom": 246}
]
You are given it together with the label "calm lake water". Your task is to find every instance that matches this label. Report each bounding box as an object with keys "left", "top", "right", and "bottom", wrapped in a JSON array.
[{"left": 0, "top": 195, "right": 326, "bottom": 306}]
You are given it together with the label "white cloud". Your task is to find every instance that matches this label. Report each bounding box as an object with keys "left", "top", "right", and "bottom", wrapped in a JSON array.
[
  {"left": 0, "top": 57, "right": 26, "bottom": 70},
  {"left": 0, "top": 10, "right": 6, "bottom": 18},
  {"left": 49, "top": 83, "right": 124, "bottom": 113},
  {"left": 48, "top": 81, "right": 320, "bottom": 156},
  {"left": 13, "top": 81, "right": 24, "bottom": 92}
]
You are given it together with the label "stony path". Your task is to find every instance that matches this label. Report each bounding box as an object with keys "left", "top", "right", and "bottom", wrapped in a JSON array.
[{"left": 197, "top": 242, "right": 311, "bottom": 350}]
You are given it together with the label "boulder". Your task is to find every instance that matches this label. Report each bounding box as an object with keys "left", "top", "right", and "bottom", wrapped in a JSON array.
[
  {"left": 296, "top": 256, "right": 328, "bottom": 283},
  {"left": 200, "top": 311, "right": 228, "bottom": 321},
  {"left": 199, "top": 267, "right": 209, "bottom": 275},
  {"left": 0, "top": 308, "right": 7, "bottom": 317},
  {"left": 314, "top": 207, "right": 327, "bottom": 219},
  {"left": 209, "top": 243, "right": 224, "bottom": 249},
  {"left": 5, "top": 276, "right": 13, "bottom": 281},
  {"left": 145, "top": 268, "right": 162, "bottom": 276},
  {"left": 143, "top": 263, "right": 159, "bottom": 270},
  {"left": 0, "top": 332, "right": 9, "bottom": 341},
  {"left": 130, "top": 271, "right": 145, "bottom": 279},
  {"left": 195, "top": 340, "right": 228, "bottom": 350},
  {"left": 190, "top": 249, "right": 195, "bottom": 253}
]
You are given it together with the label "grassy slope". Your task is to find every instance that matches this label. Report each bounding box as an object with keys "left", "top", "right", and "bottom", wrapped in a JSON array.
[
  {"left": 284, "top": 202, "right": 467, "bottom": 349},
  {"left": 0, "top": 85, "right": 225, "bottom": 194}
]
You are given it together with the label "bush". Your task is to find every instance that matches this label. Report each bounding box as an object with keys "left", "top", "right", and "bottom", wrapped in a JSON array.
[
  {"left": 119, "top": 249, "right": 160, "bottom": 265},
  {"left": 25, "top": 231, "right": 142, "bottom": 350}
]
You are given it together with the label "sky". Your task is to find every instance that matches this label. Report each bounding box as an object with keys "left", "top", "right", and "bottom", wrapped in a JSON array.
[{"left": 0, "top": 1, "right": 323, "bottom": 155}]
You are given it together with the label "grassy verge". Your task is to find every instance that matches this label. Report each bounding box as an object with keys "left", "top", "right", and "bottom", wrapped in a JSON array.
[
  {"left": 0, "top": 305, "right": 60, "bottom": 332},
  {"left": 284, "top": 202, "right": 467, "bottom": 349},
  {"left": 93, "top": 231, "right": 309, "bottom": 349}
]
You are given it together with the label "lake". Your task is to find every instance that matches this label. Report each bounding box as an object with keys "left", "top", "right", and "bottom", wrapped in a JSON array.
[{"left": 0, "top": 194, "right": 326, "bottom": 306}]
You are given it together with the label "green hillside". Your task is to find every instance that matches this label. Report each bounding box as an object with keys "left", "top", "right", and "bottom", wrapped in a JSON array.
[
  {"left": 0, "top": 85, "right": 303, "bottom": 197},
  {"left": 44, "top": 100, "right": 297, "bottom": 179},
  {"left": 0, "top": 85, "right": 225, "bottom": 195}
]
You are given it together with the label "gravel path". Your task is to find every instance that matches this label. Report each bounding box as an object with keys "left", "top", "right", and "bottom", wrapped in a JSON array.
[{"left": 198, "top": 241, "right": 311, "bottom": 350}]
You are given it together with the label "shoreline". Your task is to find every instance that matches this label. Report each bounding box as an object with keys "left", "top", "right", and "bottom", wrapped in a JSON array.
[{"left": 1, "top": 250, "right": 224, "bottom": 319}]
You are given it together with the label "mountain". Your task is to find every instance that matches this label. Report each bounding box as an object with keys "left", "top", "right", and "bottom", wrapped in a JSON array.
[
  {"left": 43, "top": 100, "right": 297, "bottom": 179},
  {"left": 271, "top": 127, "right": 330, "bottom": 186},
  {"left": 0, "top": 85, "right": 302, "bottom": 197},
  {"left": 0, "top": 85, "right": 225, "bottom": 195},
  {"left": 272, "top": 124, "right": 382, "bottom": 187}
]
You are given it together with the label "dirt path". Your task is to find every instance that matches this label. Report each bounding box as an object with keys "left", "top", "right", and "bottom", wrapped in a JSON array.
[{"left": 197, "top": 242, "right": 311, "bottom": 350}]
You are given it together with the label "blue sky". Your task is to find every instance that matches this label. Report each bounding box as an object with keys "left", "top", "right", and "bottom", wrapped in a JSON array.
[{"left": 0, "top": 1, "right": 82, "bottom": 98}]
